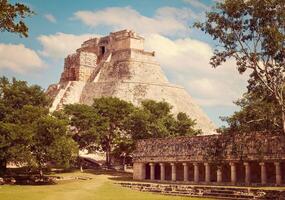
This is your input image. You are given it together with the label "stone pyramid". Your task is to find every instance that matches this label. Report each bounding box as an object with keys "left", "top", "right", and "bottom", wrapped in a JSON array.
[{"left": 46, "top": 30, "right": 216, "bottom": 134}]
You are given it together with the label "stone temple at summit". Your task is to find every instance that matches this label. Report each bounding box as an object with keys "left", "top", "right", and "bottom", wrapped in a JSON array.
[{"left": 47, "top": 30, "right": 216, "bottom": 134}]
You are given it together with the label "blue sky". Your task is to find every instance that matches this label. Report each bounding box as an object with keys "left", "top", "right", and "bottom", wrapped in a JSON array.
[{"left": 0, "top": 0, "right": 248, "bottom": 126}]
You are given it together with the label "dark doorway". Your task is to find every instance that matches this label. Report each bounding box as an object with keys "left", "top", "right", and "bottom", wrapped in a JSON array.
[
  {"left": 145, "top": 163, "right": 150, "bottom": 179},
  {"left": 100, "top": 46, "right": 105, "bottom": 55},
  {"left": 155, "top": 164, "right": 160, "bottom": 180}
]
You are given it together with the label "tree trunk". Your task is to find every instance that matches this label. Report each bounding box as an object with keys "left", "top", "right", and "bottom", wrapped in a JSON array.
[
  {"left": 0, "top": 159, "right": 7, "bottom": 175},
  {"left": 106, "top": 149, "right": 110, "bottom": 168},
  {"left": 282, "top": 108, "right": 285, "bottom": 135},
  {"left": 122, "top": 155, "right": 125, "bottom": 166}
]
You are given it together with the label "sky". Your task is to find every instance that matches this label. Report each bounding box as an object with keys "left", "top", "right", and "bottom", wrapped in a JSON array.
[{"left": 0, "top": 0, "right": 249, "bottom": 127}]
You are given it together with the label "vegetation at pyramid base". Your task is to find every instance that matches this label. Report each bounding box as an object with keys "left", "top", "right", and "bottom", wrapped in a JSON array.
[
  {"left": 195, "top": 0, "right": 285, "bottom": 134},
  {"left": 64, "top": 98, "right": 200, "bottom": 167}
]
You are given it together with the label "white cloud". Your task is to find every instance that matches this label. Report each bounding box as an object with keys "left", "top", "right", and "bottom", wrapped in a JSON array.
[
  {"left": 144, "top": 34, "right": 248, "bottom": 107},
  {"left": 73, "top": 6, "right": 198, "bottom": 36},
  {"left": 0, "top": 43, "right": 44, "bottom": 73},
  {"left": 44, "top": 14, "right": 57, "bottom": 23},
  {"left": 183, "top": 0, "right": 210, "bottom": 10},
  {"left": 37, "top": 32, "right": 100, "bottom": 59}
]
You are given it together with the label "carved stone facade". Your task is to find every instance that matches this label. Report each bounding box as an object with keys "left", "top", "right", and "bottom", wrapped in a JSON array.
[
  {"left": 60, "top": 52, "right": 97, "bottom": 82},
  {"left": 46, "top": 30, "right": 216, "bottom": 134},
  {"left": 133, "top": 132, "right": 285, "bottom": 186}
]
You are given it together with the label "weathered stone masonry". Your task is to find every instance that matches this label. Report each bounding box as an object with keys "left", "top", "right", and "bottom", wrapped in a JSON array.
[
  {"left": 46, "top": 29, "right": 216, "bottom": 134},
  {"left": 133, "top": 132, "right": 285, "bottom": 186}
]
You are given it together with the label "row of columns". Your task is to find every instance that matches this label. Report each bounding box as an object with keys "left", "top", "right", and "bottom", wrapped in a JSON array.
[{"left": 148, "top": 161, "right": 283, "bottom": 185}]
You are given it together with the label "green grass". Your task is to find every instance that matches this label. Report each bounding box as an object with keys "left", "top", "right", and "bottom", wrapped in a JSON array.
[{"left": 0, "top": 171, "right": 214, "bottom": 200}]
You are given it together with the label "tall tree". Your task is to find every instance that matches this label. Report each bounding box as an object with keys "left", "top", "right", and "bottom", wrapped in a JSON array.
[
  {"left": 32, "top": 115, "right": 78, "bottom": 176},
  {"left": 219, "top": 89, "right": 281, "bottom": 133},
  {"left": 0, "top": 0, "right": 33, "bottom": 37},
  {"left": 0, "top": 76, "right": 77, "bottom": 175},
  {"left": 0, "top": 77, "right": 49, "bottom": 173},
  {"left": 195, "top": 0, "right": 285, "bottom": 133},
  {"left": 92, "top": 97, "right": 135, "bottom": 167},
  {"left": 64, "top": 98, "right": 135, "bottom": 167},
  {"left": 64, "top": 104, "right": 104, "bottom": 152}
]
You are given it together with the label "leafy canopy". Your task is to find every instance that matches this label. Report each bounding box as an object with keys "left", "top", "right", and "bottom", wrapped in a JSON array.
[
  {"left": 195, "top": 0, "right": 285, "bottom": 133},
  {"left": 219, "top": 89, "right": 281, "bottom": 133},
  {"left": 0, "top": 76, "right": 77, "bottom": 174},
  {"left": 0, "top": 0, "right": 34, "bottom": 37},
  {"left": 64, "top": 98, "right": 200, "bottom": 166}
]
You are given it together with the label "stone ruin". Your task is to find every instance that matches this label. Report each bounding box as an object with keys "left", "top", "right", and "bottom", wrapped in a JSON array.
[
  {"left": 46, "top": 30, "right": 216, "bottom": 134},
  {"left": 132, "top": 132, "right": 285, "bottom": 186}
]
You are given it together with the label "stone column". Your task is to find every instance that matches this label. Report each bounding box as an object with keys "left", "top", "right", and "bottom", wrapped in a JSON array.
[
  {"left": 141, "top": 163, "right": 146, "bottom": 180},
  {"left": 160, "top": 163, "right": 165, "bottom": 181},
  {"left": 230, "top": 162, "right": 237, "bottom": 184},
  {"left": 274, "top": 162, "right": 282, "bottom": 185},
  {"left": 194, "top": 163, "right": 199, "bottom": 183},
  {"left": 171, "top": 163, "right": 177, "bottom": 181},
  {"left": 217, "top": 167, "right": 222, "bottom": 183},
  {"left": 183, "top": 163, "right": 189, "bottom": 182},
  {"left": 260, "top": 162, "right": 267, "bottom": 185},
  {"left": 204, "top": 163, "right": 211, "bottom": 183},
  {"left": 133, "top": 162, "right": 146, "bottom": 180},
  {"left": 150, "top": 163, "right": 155, "bottom": 180},
  {"left": 244, "top": 162, "right": 251, "bottom": 185}
]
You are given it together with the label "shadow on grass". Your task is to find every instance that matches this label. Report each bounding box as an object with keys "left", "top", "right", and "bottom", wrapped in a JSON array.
[{"left": 82, "top": 169, "right": 133, "bottom": 182}]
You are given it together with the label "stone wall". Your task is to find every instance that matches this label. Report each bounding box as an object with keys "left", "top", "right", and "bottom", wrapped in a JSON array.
[{"left": 133, "top": 132, "right": 285, "bottom": 163}]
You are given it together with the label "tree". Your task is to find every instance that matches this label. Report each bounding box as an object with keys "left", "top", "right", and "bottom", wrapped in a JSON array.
[
  {"left": 32, "top": 115, "right": 78, "bottom": 176},
  {"left": 127, "top": 100, "right": 200, "bottom": 140},
  {"left": 64, "top": 104, "right": 104, "bottom": 152},
  {"left": 0, "top": 0, "right": 34, "bottom": 37},
  {"left": 92, "top": 97, "right": 135, "bottom": 167},
  {"left": 195, "top": 0, "right": 285, "bottom": 133},
  {"left": 0, "top": 76, "right": 77, "bottom": 175},
  {"left": 64, "top": 98, "right": 200, "bottom": 168},
  {"left": 219, "top": 89, "right": 281, "bottom": 133},
  {"left": 0, "top": 77, "right": 49, "bottom": 173},
  {"left": 64, "top": 97, "right": 135, "bottom": 167}
]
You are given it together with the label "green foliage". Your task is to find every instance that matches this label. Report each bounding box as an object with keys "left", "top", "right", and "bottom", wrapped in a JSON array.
[
  {"left": 0, "top": 122, "right": 33, "bottom": 166},
  {"left": 219, "top": 90, "right": 282, "bottom": 133},
  {"left": 92, "top": 97, "right": 135, "bottom": 155},
  {"left": 0, "top": 77, "right": 49, "bottom": 172},
  {"left": 64, "top": 98, "right": 200, "bottom": 166},
  {"left": 0, "top": 0, "right": 34, "bottom": 37},
  {"left": 64, "top": 97, "right": 135, "bottom": 166},
  {"left": 128, "top": 100, "right": 200, "bottom": 140},
  {"left": 0, "top": 76, "right": 77, "bottom": 174},
  {"left": 195, "top": 0, "right": 285, "bottom": 133},
  {"left": 64, "top": 104, "right": 104, "bottom": 151},
  {"left": 32, "top": 115, "right": 78, "bottom": 169}
]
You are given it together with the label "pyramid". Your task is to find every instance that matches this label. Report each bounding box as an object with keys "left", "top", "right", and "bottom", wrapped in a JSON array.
[{"left": 46, "top": 30, "right": 216, "bottom": 134}]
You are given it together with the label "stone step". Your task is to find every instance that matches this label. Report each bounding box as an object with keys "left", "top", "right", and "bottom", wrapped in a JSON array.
[
  {"left": 161, "top": 192, "right": 253, "bottom": 200},
  {"left": 118, "top": 182, "right": 284, "bottom": 199}
]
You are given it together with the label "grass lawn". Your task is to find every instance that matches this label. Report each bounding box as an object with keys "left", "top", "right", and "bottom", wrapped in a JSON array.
[{"left": 0, "top": 171, "right": 215, "bottom": 200}]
